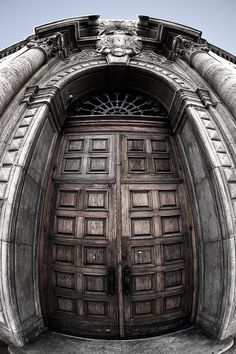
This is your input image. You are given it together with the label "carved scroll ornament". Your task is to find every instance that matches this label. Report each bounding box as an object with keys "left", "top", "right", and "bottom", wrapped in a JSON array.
[
  {"left": 171, "top": 35, "right": 209, "bottom": 64},
  {"left": 27, "top": 32, "right": 67, "bottom": 59}
]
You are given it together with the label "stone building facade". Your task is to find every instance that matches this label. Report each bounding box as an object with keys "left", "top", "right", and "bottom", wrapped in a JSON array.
[{"left": 0, "top": 15, "right": 236, "bottom": 348}]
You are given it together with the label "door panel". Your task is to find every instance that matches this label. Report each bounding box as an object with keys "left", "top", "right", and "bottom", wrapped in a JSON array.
[
  {"left": 45, "top": 129, "right": 194, "bottom": 338},
  {"left": 47, "top": 183, "right": 118, "bottom": 337},
  {"left": 121, "top": 134, "right": 179, "bottom": 182},
  {"left": 55, "top": 134, "right": 115, "bottom": 182}
]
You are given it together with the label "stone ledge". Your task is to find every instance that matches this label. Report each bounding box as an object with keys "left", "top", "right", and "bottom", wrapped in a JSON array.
[{"left": 8, "top": 327, "right": 234, "bottom": 354}]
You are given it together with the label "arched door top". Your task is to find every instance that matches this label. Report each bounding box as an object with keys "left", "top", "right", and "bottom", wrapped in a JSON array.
[
  {"left": 38, "top": 59, "right": 195, "bottom": 117},
  {"left": 67, "top": 90, "right": 167, "bottom": 117}
]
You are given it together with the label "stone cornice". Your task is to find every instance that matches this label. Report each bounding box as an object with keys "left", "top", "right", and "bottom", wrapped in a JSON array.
[
  {"left": 208, "top": 43, "right": 236, "bottom": 65},
  {"left": 1, "top": 16, "right": 235, "bottom": 66},
  {"left": 0, "top": 37, "right": 34, "bottom": 60}
]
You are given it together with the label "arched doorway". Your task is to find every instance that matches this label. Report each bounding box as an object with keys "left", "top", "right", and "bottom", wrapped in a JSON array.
[
  {"left": 41, "top": 90, "right": 196, "bottom": 338},
  {"left": 2, "top": 58, "right": 235, "bottom": 347}
]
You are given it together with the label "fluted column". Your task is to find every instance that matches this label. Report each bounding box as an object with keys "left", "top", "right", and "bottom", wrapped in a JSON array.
[
  {"left": 172, "top": 35, "right": 236, "bottom": 119},
  {"left": 0, "top": 32, "right": 65, "bottom": 117}
]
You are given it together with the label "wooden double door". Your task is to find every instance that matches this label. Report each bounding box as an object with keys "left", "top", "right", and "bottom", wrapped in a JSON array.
[{"left": 44, "top": 127, "right": 194, "bottom": 338}]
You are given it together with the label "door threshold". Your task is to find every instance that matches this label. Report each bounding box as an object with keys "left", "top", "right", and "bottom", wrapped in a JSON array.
[{"left": 8, "top": 327, "right": 234, "bottom": 354}]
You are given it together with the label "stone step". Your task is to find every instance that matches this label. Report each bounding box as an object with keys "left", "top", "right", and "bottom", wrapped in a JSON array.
[{"left": 8, "top": 327, "right": 234, "bottom": 354}]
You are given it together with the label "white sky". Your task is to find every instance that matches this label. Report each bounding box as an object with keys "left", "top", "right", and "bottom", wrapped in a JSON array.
[{"left": 0, "top": 0, "right": 235, "bottom": 55}]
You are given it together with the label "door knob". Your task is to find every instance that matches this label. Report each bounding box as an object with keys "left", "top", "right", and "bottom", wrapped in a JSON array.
[
  {"left": 107, "top": 266, "right": 116, "bottom": 295},
  {"left": 123, "top": 265, "right": 131, "bottom": 295}
]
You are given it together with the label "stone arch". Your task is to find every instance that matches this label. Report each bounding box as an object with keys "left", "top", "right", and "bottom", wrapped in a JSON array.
[
  {"left": 41, "top": 60, "right": 195, "bottom": 107},
  {"left": 1, "top": 61, "right": 236, "bottom": 346}
]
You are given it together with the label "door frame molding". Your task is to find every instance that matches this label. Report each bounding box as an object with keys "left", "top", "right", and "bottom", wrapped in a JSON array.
[{"left": 0, "top": 61, "right": 236, "bottom": 345}]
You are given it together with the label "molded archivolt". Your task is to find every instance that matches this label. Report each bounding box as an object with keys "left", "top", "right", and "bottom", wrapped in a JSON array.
[{"left": 0, "top": 56, "right": 236, "bottom": 347}]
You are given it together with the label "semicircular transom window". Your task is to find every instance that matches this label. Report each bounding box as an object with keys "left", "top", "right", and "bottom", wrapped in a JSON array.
[{"left": 69, "top": 91, "right": 167, "bottom": 117}]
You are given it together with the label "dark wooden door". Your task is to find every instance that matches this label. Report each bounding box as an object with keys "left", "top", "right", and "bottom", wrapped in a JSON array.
[
  {"left": 45, "top": 128, "right": 194, "bottom": 338},
  {"left": 120, "top": 134, "right": 193, "bottom": 337},
  {"left": 46, "top": 134, "right": 119, "bottom": 337}
]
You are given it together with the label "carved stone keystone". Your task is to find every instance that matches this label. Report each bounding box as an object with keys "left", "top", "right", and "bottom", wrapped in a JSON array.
[{"left": 96, "top": 24, "right": 142, "bottom": 64}]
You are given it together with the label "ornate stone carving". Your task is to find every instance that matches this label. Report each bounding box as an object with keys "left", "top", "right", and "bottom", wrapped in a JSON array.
[
  {"left": 171, "top": 35, "right": 209, "bottom": 64},
  {"left": 96, "top": 24, "right": 142, "bottom": 64},
  {"left": 67, "top": 49, "right": 103, "bottom": 63},
  {"left": 27, "top": 32, "right": 67, "bottom": 59},
  {"left": 134, "top": 49, "right": 172, "bottom": 66}
]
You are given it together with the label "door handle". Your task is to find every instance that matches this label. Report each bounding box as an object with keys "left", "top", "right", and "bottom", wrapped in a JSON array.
[
  {"left": 123, "top": 265, "right": 131, "bottom": 295},
  {"left": 107, "top": 266, "right": 116, "bottom": 295}
]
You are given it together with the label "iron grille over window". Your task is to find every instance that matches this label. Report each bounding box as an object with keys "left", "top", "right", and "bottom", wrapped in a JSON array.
[{"left": 69, "top": 92, "right": 167, "bottom": 117}]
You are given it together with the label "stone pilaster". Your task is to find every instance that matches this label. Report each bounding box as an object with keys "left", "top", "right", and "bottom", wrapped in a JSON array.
[
  {"left": 0, "top": 32, "right": 65, "bottom": 117},
  {"left": 171, "top": 35, "right": 236, "bottom": 120}
]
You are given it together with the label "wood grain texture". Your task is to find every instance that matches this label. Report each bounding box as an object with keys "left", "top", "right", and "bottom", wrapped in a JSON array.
[{"left": 44, "top": 122, "right": 194, "bottom": 338}]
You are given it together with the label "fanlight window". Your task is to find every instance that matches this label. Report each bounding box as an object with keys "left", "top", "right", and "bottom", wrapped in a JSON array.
[{"left": 69, "top": 92, "right": 167, "bottom": 117}]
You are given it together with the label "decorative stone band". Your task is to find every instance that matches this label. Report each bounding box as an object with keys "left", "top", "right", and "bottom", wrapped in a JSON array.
[{"left": 0, "top": 32, "right": 66, "bottom": 118}]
